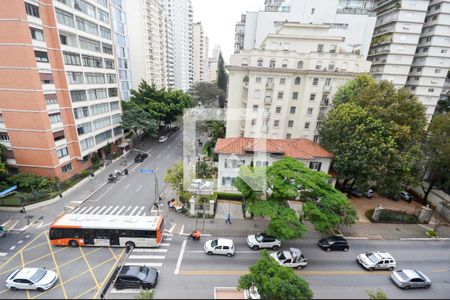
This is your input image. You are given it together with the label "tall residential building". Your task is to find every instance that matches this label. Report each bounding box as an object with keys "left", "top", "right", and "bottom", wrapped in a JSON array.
[
  {"left": 207, "top": 44, "right": 221, "bottom": 83},
  {"left": 368, "top": 0, "right": 450, "bottom": 119},
  {"left": 166, "top": 15, "right": 176, "bottom": 89},
  {"left": 126, "top": 0, "right": 167, "bottom": 89},
  {"left": 212, "top": 44, "right": 222, "bottom": 60},
  {"left": 234, "top": 0, "right": 377, "bottom": 58},
  {"left": 110, "top": 0, "right": 132, "bottom": 100},
  {"left": 225, "top": 23, "right": 371, "bottom": 142},
  {"left": 0, "top": 0, "right": 123, "bottom": 179},
  {"left": 193, "top": 22, "right": 208, "bottom": 83},
  {"left": 161, "top": 0, "right": 193, "bottom": 91}
]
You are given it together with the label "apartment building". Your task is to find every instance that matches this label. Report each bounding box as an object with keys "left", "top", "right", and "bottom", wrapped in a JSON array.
[
  {"left": 234, "top": 0, "right": 377, "bottom": 58},
  {"left": 126, "top": 0, "right": 167, "bottom": 89},
  {"left": 166, "top": 15, "right": 175, "bottom": 89},
  {"left": 110, "top": 0, "right": 132, "bottom": 100},
  {"left": 0, "top": 0, "right": 123, "bottom": 179},
  {"left": 225, "top": 23, "right": 371, "bottom": 142},
  {"left": 207, "top": 44, "right": 221, "bottom": 83},
  {"left": 161, "top": 0, "right": 193, "bottom": 91},
  {"left": 193, "top": 22, "right": 209, "bottom": 83}
]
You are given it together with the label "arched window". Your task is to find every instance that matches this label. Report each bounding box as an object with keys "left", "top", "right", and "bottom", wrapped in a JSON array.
[
  {"left": 243, "top": 75, "right": 249, "bottom": 83},
  {"left": 341, "top": 62, "right": 348, "bottom": 71},
  {"left": 269, "top": 59, "right": 276, "bottom": 68},
  {"left": 328, "top": 62, "right": 335, "bottom": 70},
  {"left": 297, "top": 61, "right": 303, "bottom": 69},
  {"left": 282, "top": 59, "right": 288, "bottom": 68},
  {"left": 315, "top": 61, "right": 323, "bottom": 70},
  {"left": 241, "top": 58, "right": 249, "bottom": 66},
  {"left": 257, "top": 58, "right": 263, "bottom": 67},
  {"left": 295, "top": 77, "right": 301, "bottom": 85}
]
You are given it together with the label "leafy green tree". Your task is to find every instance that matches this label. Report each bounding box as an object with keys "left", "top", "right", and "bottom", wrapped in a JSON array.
[
  {"left": 239, "top": 250, "right": 313, "bottom": 300},
  {"left": 7, "top": 173, "right": 52, "bottom": 193},
  {"left": 164, "top": 161, "right": 192, "bottom": 203},
  {"left": 121, "top": 106, "right": 158, "bottom": 138},
  {"left": 191, "top": 82, "right": 223, "bottom": 108},
  {"left": 420, "top": 112, "right": 450, "bottom": 201},
  {"left": 217, "top": 53, "right": 228, "bottom": 108},
  {"left": 0, "top": 143, "right": 7, "bottom": 175},
  {"left": 201, "top": 120, "right": 225, "bottom": 160},
  {"left": 367, "top": 289, "right": 388, "bottom": 300}
]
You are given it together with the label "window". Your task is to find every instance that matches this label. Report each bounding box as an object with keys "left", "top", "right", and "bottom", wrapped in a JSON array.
[
  {"left": 96, "top": 0, "right": 107, "bottom": 7},
  {"left": 85, "top": 73, "right": 105, "bottom": 84},
  {"left": 292, "top": 92, "right": 298, "bottom": 100},
  {"left": 309, "top": 162, "right": 322, "bottom": 171},
  {"left": 30, "top": 27, "right": 44, "bottom": 41},
  {"left": 297, "top": 61, "right": 303, "bottom": 69},
  {"left": 56, "top": 147, "right": 69, "bottom": 158},
  {"left": 279, "top": 78, "right": 285, "bottom": 85},
  {"left": 56, "top": 8, "right": 74, "bottom": 27},
  {"left": 428, "top": 88, "right": 434, "bottom": 92},
  {"left": 76, "top": 17, "right": 98, "bottom": 35},
  {"left": 305, "top": 122, "right": 310, "bottom": 129},
  {"left": 67, "top": 71, "right": 84, "bottom": 84},
  {"left": 277, "top": 92, "right": 284, "bottom": 99},
  {"left": 325, "top": 78, "right": 331, "bottom": 86},
  {"left": 93, "top": 116, "right": 111, "bottom": 130},
  {"left": 100, "top": 26, "right": 111, "bottom": 39},
  {"left": 251, "top": 119, "right": 256, "bottom": 126},
  {"left": 275, "top": 106, "right": 281, "bottom": 113},
  {"left": 286, "top": 133, "right": 292, "bottom": 139},
  {"left": 104, "top": 59, "right": 115, "bottom": 69},
  {"left": 113, "top": 126, "right": 123, "bottom": 136},
  {"left": 45, "top": 94, "right": 58, "bottom": 105},
  {"left": 108, "top": 88, "right": 118, "bottom": 97},
  {"left": 25, "top": 3, "right": 40, "bottom": 18},
  {"left": 79, "top": 37, "right": 101, "bottom": 52},
  {"left": 39, "top": 73, "right": 53, "bottom": 84},
  {"left": 91, "top": 103, "right": 109, "bottom": 115},
  {"left": 314, "top": 135, "right": 319, "bottom": 142},
  {"left": 74, "top": 106, "right": 89, "bottom": 119},
  {"left": 312, "top": 78, "right": 319, "bottom": 86},
  {"left": 307, "top": 108, "right": 313, "bottom": 115},
  {"left": 274, "top": 120, "right": 279, "bottom": 127},
  {"left": 63, "top": 52, "right": 81, "bottom": 65},
  {"left": 112, "top": 114, "right": 121, "bottom": 125},
  {"left": 49, "top": 113, "right": 62, "bottom": 124},
  {"left": 74, "top": 0, "right": 96, "bottom": 18},
  {"left": 422, "top": 47, "right": 429, "bottom": 52},
  {"left": 288, "top": 120, "right": 294, "bottom": 127},
  {"left": 95, "top": 129, "right": 112, "bottom": 144},
  {"left": 269, "top": 59, "right": 275, "bottom": 68},
  {"left": 295, "top": 77, "right": 301, "bottom": 85},
  {"left": 257, "top": 58, "right": 263, "bottom": 67},
  {"left": 80, "top": 137, "right": 94, "bottom": 151},
  {"left": 77, "top": 122, "right": 92, "bottom": 135},
  {"left": 328, "top": 62, "right": 335, "bottom": 70},
  {"left": 87, "top": 89, "right": 107, "bottom": 100},
  {"left": 61, "top": 163, "right": 72, "bottom": 173},
  {"left": 442, "top": 49, "right": 448, "bottom": 53},
  {"left": 255, "top": 77, "right": 261, "bottom": 83},
  {"left": 102, "top": 43, "right": 113, "bottom": 54},
  {"left": 82, "top": 55, "right": 103, "bottom": 68},
  {"left": 317, "top": 44, "right": 324, "bottom": 52},
  {"left": 98, "top": 9, "right": 109, "bottom": 23},
  {"left": 290, "top": 107, "right": 296, "bottom": 114},
  {"left": 309, "top": 94, "right": 316, "bottom": 101},
  {"left": 311, "top": 8, "right": 315, "bottom": 14},
  {"left": 53, "top": 130, "right": 65, "bottom": 142},
  {"left": 59, "top": 34, "right": 68, "bottom": 45},
  {"left": 435, "top": 69, "right": 441, "bottom": 73},
  {"left": 110, "top": 101, "right": 120, "bottom": 111},
  {"left": 0, "top": 133, "right": 10, "bottom": 141},
  {"left": 35, "top": 51, "right": 49, "bottom": 63},
  {"left": 106, "top": 74, "right": 116, "bottom": 83},
  {"left": 252, "top": 105, "right": 258, "bottom": 112}
]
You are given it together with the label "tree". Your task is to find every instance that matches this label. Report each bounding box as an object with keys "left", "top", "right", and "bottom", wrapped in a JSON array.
[
  {"left": 164, "top": 161, "right": 191, "bottom": 203},
  {"left": 0, "top": 143, "right": 7, "bottom": 175},
  {"left": 217, "top": 53, "right": 228, "bottom": 108},
  {"left": 367, "top": 289, "right": 388, "bottom": 300},
  {"left": 201, "top": 120, "right": 225, "bottom": 160},
  {"left": 191, "top": 82, "right": 223, "bottom": 108},
  {"left": 239, "top": 250, "right": 313, "bottom": 300},
  {"left": 420, "top": 112, "right": 450, "bottom": 201},
  {"left": 121, "top": 106, "right": 158, "bottom": 138}
]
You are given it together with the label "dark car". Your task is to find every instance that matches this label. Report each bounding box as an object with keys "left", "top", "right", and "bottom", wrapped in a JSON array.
[
  {"left": 134, "top": 153, "right": 148, "bottom": 163},
  {"left": 318, "top": 236, "right": 349, "bottom": 252},
  {"left": 114, "top": 265, "right": 158, "bottom": 290}
]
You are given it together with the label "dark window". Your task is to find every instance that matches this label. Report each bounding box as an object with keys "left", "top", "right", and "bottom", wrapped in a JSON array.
[
  {"left": 25, "top": 2, "right": 40, "bottom": 18},
  {"left": 60, "top": 34, "right": 67, "bottom": 45},
  {"left": 35, "top": 51, "right": 49, "bottom": 63},
  {"left": 108, "top": 88, "right": 118, "bottom": 97},
  {"left": 30, "top": 27, "right": 44, "bottom": 41},
  {"left": 53, "top": 130, "right": 65, "bottom": 142}
]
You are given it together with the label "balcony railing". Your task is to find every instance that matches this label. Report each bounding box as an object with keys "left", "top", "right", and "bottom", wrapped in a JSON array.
[
  {"left": 266, "top": 82, "right": 274, "bottom": 89},
  {"left": 323, "top": 85, "right": 332, "bottom": 93}
]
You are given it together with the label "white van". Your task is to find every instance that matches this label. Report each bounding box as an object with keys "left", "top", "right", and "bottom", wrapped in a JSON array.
[{"left": 204, "top": 239, "right": 235, "bottom": 257}]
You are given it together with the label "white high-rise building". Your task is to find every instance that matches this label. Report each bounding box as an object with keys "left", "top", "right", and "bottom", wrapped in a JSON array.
[
  {"left": 234, "top": 0, "right": 377, "bottom": 58},
  {"left": 193, "top": 22, "right": 208, "bottom": 82},
  {"left": 212, "top": 44, "right": 222, "bottom": 60},
  {"left": 161, "top": 0, "right": 193, "bottom": 91},
  {"left": 125, "top": 0, "right": 168, "bottom": 90},
  {"left": 226, "top": 23, "right": 371, "bottom": 141}
]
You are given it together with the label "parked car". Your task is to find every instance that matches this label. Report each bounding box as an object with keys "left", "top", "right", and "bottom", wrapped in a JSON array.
[
  {"left": 5, "top": 268, "right": 58, "bottom": 292},
  {"left": 158, "top": 136, "right": 168, "bottom": 143},
  {"left": 204, "top": 239, "right": 235, "bottom": 257},
  {"left": 400, "top": 191, "right": 413, "bottom": 203},
  {"left": 134, "top": 153, "right": 148, "bottom": 163},
  {"left": 114, "top": 265, "right": 159, "bottom": 290},
  {"left": 357, "top": 251, "right": 396, "bottom": 271},
  {"left": 318, "top": 236, "right": 349, "bottom": 252},
  {"left": 270, "top": 248, "right": 307, "bottom": 270},
  {"left": 247, "top": 233, "right": 281, "bottom": 250},
  {"left": 365, "top": 189, "right": 374, "bottom": 198},
  {"left": 390, "top": 269, "right": 431, "bottom": 289}
]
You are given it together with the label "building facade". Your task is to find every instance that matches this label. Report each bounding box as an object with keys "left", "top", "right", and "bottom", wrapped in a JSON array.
[
  {"left": 0, "top": 0, "right": 123, "bottom": 179},
  {"left": 165, "top": 14, "right": 175, "bottom": 89},
  {"left": 125, "top": 0, "right": 167, "bottom": 90},
  {"left": 110, "top": 0, "right": 132, "bottom": 100},
  {"left": 214, "top": 137, "right": 333, "bottom": 191},
  {"left": 234, "top": 0, "right": 377, "bottom": 58},
  {"left": 161, "top": 0, "right": 193, "bottom": 91},
  {"left": 193, "top": 22, "right": 208, "bottom": 83},
  {"left": 225, "top": 23, "right": 371, "bottom": 142}
]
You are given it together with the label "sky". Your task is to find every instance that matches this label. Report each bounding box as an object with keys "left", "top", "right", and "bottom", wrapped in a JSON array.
[{"left": 190, "top": 0, "right": 264, "bottom": 62}]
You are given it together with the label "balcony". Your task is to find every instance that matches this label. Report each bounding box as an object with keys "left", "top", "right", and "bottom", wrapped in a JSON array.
[
  {"left": 266, "top": 82, "right": 274, "bottom": 89},
  {"left": 318, "top": 112, "right": 327, "bottom": 121},
  {"left": 264, "top": 97, "right": 272, "bottom": 105},
  {"left": 263, "top": 112, "right": 271, "bottom": 119},
  {"left": 320, "top": 100, "right": 330, "bottom": 107},
  {"left": 323, "top": 85, "right": 332, "bottom": 93}
]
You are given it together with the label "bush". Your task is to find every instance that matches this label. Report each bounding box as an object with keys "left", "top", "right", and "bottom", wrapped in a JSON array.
[
  {"left": 136, "top": 289, "right": 153, "bottom": 300},
  {"left": 80, "top": 169, "right": 90, "bottom": 177},
  {"left": 426, "top": 229, "right": 438, "bottom": 238},
  {"left": 215, "top": 192, "right": 243, "bottom": 200},
  {"left": 7, "top": 173, "right": 52, "bottom": 193},
  {"left": 366, "top": 209, "right": 417, "bottom": 224}
]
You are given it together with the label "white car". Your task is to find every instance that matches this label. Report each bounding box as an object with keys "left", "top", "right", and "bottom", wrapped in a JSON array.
[
  {"left": 247, "top": 233, "right": 281, "bottom": 250},
  {"left": 158, "top": 136, "right": 168, "bottom": 143},
  {"left": 204, "top": 239, "right": 235, "bottom": 257},
  {"left": 357, "top": 251, "right": 396, "bottom": 271},
  {"left": 270, "top": 248, "right": 307, "bottom": 270},
  {"left": 5, "top": 268, "right": 58, "bottom": 292}
]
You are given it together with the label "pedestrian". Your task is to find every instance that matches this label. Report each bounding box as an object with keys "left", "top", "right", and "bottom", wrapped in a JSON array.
[
  {"left": 90, "top": 172, "right": 95, "bottom": 180},
  {"left": 225, "top": 213, "right": 232, "bottom": 224},
  {"left": 124, "top": 168, "right": 129, "bottom": 175}
]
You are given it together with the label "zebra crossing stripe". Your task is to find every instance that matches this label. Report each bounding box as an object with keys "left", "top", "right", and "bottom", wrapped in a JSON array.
[
  {"left": 110, "top": 206, "right": 121, "bottom": 215},
  {"left": 132, "top": 249, "right": 168, "bottom": 253},
  {"left": 71, "top": 207, "right": 81, "bottom": 214},
  {"left": 83, "top": 207, "right": 94, "bottom": 214},
  {"left": 97, "top": 206, "right": 108, "bottom": 215},
  {"left": 103, "top": 206, "right": 115, "bottom": 215},
  {"left": 116, "top": 206, "right": 126, "bottom": 215},
  {"left": 129, "top": 206, "right": 139, "bottom": 216},
  {"left": 0, "top": 253, "right": 7, "bottom": 257},
  {"left": 136, "top": 206, "right": 146, "bottom": 216},
  {"left": 110, "top": 288, "right": 142, "bottom": 294},
  {"left": 160, "top": 243, "right": 170, "bottom": 247},
  {"left": 90, "top": 206, "right": 102, "bottom": 214},
  {"left": 128, "top": 255, "right": 165, "bottom": 260},
  {"left": 124, "top": 262, "right": 162, "bottom": 267}
]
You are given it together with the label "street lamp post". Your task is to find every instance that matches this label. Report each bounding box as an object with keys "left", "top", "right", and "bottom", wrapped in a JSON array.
[{"left": 139, "top": 168, "right": 160, "bottom": 216}]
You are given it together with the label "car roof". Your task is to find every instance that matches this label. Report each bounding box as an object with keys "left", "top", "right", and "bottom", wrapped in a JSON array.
[
  {"left": 119, "top": 266, "right": 144, "bottom": 276},
  {"left": 327, "top": 236, "right": 347, "bottom": 242},
  {"left": 370, "top": 251, "right": 394, "bottom": 260},
  {"left": 401, "top": 269, "right": 420, "bottom": 279},
  {"left": 217, "top": 238, "right": 234, "bottom": 246},
  {"left": 15, "top": 268, "right": 41, "bottom": 279}
]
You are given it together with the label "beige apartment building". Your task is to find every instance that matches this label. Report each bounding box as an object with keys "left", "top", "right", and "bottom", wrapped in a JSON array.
[
  {"left": 225, "top": 23, "right": 371, "bottom": 142},
  {"left": 193, "top": 22, "right": 208, "bottom": 83},
  {"left": 0, "top": 0, "right": 123, "bottom": 180}
]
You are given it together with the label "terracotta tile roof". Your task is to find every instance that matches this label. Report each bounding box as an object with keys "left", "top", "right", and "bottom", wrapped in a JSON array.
[{"left": 214, "top": 137, "right": 333, "bottom": 159}]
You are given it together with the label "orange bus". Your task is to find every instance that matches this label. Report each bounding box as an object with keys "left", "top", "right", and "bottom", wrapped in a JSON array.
[{"left": 49, "top": 213, "right": 164, "bottom": 248}]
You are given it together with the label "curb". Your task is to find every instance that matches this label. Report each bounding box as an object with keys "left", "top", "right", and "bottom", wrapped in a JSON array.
[{"left": 400, "top": 237, "right": 450, "bottom": 241}]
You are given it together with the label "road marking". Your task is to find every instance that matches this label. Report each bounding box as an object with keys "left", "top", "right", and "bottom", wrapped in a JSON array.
[
  {"left": 36, "top": 222, "right": 52, "bottom": 229},
  {"left": 163, "top": 232, "right": 174, "bottom": 236},
  {"left": 129, "top": 255, "right": 165, "bottom": 260},
  {"left": 94, "top": 185, "right": 115, "bottom": 202},
  {"left": 1, "top": 219, "right": 12, "bottom": 227},
  {"left": 179, "top": 225, "right": 184, "bottom": 235},
  {"left": 73, "top": 285, "right": 98, "bottom": 299},
  {"left": 432, "top": 269, "right": 449, "bottom": 273},
  {"left": 110, "top": 288, "right": 142, "bottom": 294},
  {"left": 19, "top": 246, "right": 31, "bottom": 299},
  {"left": 165, "top": 237, "right": 173, "bottom": 241},
  {"left": 174, "top": 240, "right": 187, "bottom": 274},
  {"left": 124, "top": 262, "right": 163, "bottom": 267},
  {"left": 185, "top": 250, "right": 259, "bottom": 254},
  {"left": 160, "top": 243, "right": 170, "bottom": 247},
  {"left": 124, "top": 183, "right": 130, "bottom": 190},
  {"left": 103, "top": 206, "right": 115, "bottom": 215},
  {"left": 167, "top": 224, "right": 176, "bottom": 233},
  {"left": 110, "top": 206, "right": 121, "bottom": 215},
  {"left": 83, "top": 206, "right": 94, "bottom": 214},
  {"left": 96, "top": 206, "right": 108, "bottom": 215},
  {"left": 25, "top": 235, "right": 30, "bottom": 238},
  {"left": 5, "top": 220, "right": 19, "bottom": 230},
  {"left": 132, "top": 249, "right": 168, "bottom": 253},
  {"left": 45, "top": 232, "right": 68, "bottom": 299},
  {"left": 90, "top": 206, "right": 102, "bottom": 214},
  {"left": 155, "top": 167, "right": 159, "bottom": 171},
  {"left": 179, "top": 270, "right": 392, "bottom": 276},
  {"left": 23, "top": 241, "right": 47, "bottom": 252},
  {"left": 136, "top": 185, "right": 143, "bottom": 192},
  {"left": 130, "top": 206, "right": 139, "bottom": 216},
  {"left": 9, "top": 246, "right": 15, "bottom": 250},
  {"left": 79, "top": 247, "right": 100, "bottom": 288},
  {"left": 136, "top": 206, "right": 146, "bottom": 216},
  {"left": 76, "top": 207, "right": 88, "bottom": 214},
  {"left": 0, "top": 253, "right": 7, "bottom": 257},
  {"left": 18, "top": 240, "right": 23, "bottom": 244},
  {"left": 116, "top": 206, "right": 126, "bottom": 215}
]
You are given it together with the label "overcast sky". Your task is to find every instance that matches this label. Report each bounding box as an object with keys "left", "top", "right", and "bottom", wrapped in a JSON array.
[{"left": 191, "top": 0, "right": 264, "bottom": 62}]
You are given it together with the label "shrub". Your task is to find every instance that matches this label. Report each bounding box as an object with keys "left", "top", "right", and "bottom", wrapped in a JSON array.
[
  {"left": 80, "top": 170, "right": 90, "bottom": 177},
  {"left": 7, "top": 173, "right": 51, "bottom": 193},
  {"left": 367, "top": 209, "right": 417, "bottom": 224},
  {"left": 215, "top": 192, "right": 243, "bottom": 200},
  {"left": 426, "top": 229, "right": 438, "bottom": 238},
  {"left": 136, "top": 289, "right": 153, "bottom": 300}
]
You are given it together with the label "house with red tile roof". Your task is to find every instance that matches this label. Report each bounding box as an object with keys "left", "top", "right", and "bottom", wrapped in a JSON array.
[{"left": 214, "top": 137, "right": 333, "bottom": 191}]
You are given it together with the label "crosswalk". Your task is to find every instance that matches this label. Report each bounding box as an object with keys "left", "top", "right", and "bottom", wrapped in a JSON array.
[{"left": 70, "top": 205, "right": 150, "bottom": 216}]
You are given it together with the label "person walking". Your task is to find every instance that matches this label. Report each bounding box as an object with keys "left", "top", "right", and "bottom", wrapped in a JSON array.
[{"left": 225, "top": 213, "right": 232, "bottom": 224}]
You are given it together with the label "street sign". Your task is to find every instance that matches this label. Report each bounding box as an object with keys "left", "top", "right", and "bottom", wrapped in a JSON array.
[{"left": 140, "top": 169, "right": 156, "bottom": 174}]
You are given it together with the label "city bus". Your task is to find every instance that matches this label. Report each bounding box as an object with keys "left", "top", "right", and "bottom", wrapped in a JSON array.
[{"left": 49, "top": 213, "right": 164, "bottom": 248}]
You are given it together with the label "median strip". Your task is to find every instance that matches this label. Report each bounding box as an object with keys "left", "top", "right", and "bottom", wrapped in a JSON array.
[{"left": 178, "top": 270, "right": 392, "bottom": 276}]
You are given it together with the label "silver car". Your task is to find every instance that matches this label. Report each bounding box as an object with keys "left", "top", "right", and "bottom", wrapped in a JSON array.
[
  {"left": 5, "top": 268, "right": 58, "bottom": 292},
  {"left": 390, "top": 269, "right": 431, "bottom": 289}
]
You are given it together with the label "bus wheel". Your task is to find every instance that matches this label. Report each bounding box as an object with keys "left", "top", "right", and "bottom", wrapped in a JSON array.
[{"left": 69, "top": 240, "right": 79, "bottom": 247}]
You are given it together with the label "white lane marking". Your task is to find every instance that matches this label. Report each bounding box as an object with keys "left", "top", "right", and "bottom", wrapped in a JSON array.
[
  {"left": 186, "top": 250, "right": 259, "bottom": 254},
  {"left": 129, "top": 255, "right": 165, "bottom": 260},
  {"left": 129, "top": 206, "right": 139, "bottom": 216},
  {"left": 174, "top": 240, "right": 187, "bottom": 275},
  {"left": 136, "top": 185, "right": 143, "bottom": 192},
  {"left": 6, "top": 220, "right": 19, "bottom": 230},
  {"left": 97, "top": 206, "right": 108, "bottom": 215},
  {"left": 166, "top": 154, "right": 170, "bottom": 159},
  {"left": 179, "top": 225, "right": 184, "bottom": 235},
  {"left": 132, "top": 249, "right": 168, "bottom": 253},
  {"left": 36, "top": 222, "right": 52, "bottom": 229},
  {"left": 130, "top": 163, "right": 140, "bottom": 172},
  {"left": 1, "top": 220, "right": 12, "bottom": 227},
  {"left": 124, "top": 184, "right": 130, "bottom": 190},
  {"left": 165, "top": 238, "right": 172, "bottom": 241},
  {"left": 116, "top": 206, "right": 126, "bottom": 215},
  {"left": 83, "top": 207, "right": 94, "bottom": 214},
  {"left": 76, "top": 207, "right": 89, "bottom": 214},
  {"left": 156, "top": 154, "right": 161, "bottom": 158},
  {"left": 103, "top": 206, "right": 115, "bottom": 215},
  {"left": 124, "top": 206, "right": 133, "bottom": 215},
  {"left": 90, "top": 206, "right": 101, "bottom": 214},
  {"left": 136, "top": 206, "right": 146, "bottom": 216},
  {"left": 9, "top": 246, "right": 15, "bottom": 250},
  {"left": 124, "top": 262, "right": 162, "bottom": 267},
  {"left": 160, "top": 243, "right": 170, "bottom": 247},
  {"left": 167, "top": 224, "right": 176, "bottom": 233},
  {"left": 71, "top": 207, "right": 81, "bottom": 214},
  {"left": 163, "top": 232, "right": 174, "bottom": 236},
  {"left": 110, "top": 288, "right": 142, "bottom": 294},
  {"left": 25, "top": 235, "right": 30, "bottom": 239},
  {"left": 0, "top": 253, "right": 7, "bottom": 257},
  {"left": 17, "top": 240, "right": 23, "bottom": 244},
  {"left": 109, "top": 206, "right": 120, "bottom": 215}
]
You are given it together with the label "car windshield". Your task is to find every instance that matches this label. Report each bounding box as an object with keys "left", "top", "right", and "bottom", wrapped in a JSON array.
[
  {"left": 397, "top": 271, "right": 410, "bottom": 281},
  {"left": 211, "top": 240, "right": 218, "bottom": 247},
  {"left": 29, "top": 269, "right": 47, "bottom": 283},
  {"left": 136, "top": 266, "right": 149, "bottom": 281},
  {"left": 366, "top": 252, "right": 379, "bottom": 263},
  {"left": 277, "top": 252, "right": 287, "bottom": 260},
  {"left": 255, "top": 233, "right": 263, "bottom": 242}
]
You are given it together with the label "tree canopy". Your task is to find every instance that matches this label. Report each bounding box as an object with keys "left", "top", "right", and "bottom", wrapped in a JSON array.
[
  {"left": 164, "top": 161, "right": 191, "bottom": 203},
  {"left": 239, "top": 250, "right": 313, "bottom": 300},
  {"left": 191, "top": 82, "right": 224, "bottom": 108},
  {"left": 217, "top": 53, "right": 228, "bottom": 108}
]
